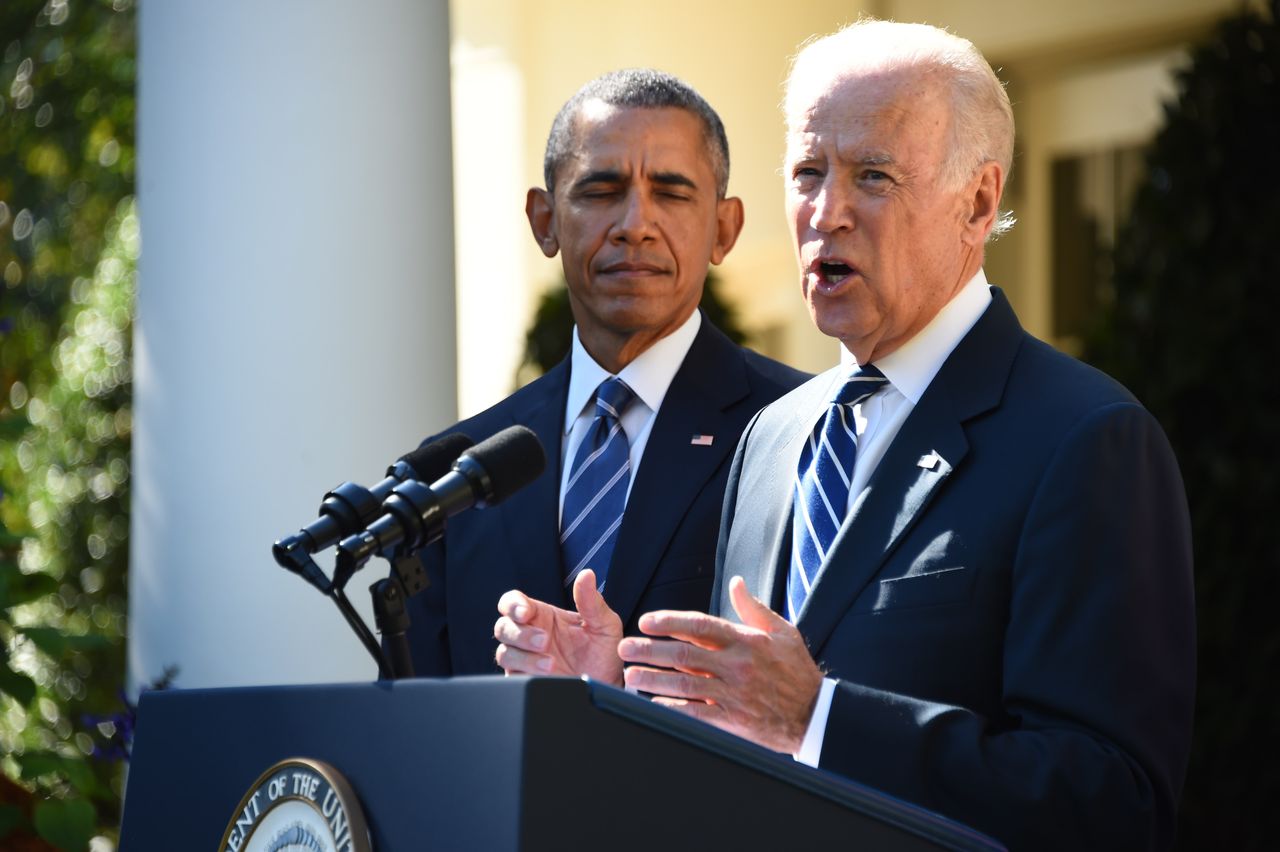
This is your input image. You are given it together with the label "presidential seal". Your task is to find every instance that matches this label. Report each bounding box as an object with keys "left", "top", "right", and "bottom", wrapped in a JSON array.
[{"left": 218, "top": 757, "right": 372, "bottom": 852}]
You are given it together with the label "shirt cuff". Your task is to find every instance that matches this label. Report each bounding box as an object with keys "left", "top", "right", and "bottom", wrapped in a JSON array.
[{"left": 793, "top": 676, "right": 836, "bottom": 767}]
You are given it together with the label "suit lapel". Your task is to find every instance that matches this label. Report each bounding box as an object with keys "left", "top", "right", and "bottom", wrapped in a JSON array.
[
  {"left": 794, "top": 289, "right": 1025, "bottom": 653},
  {"left": 504, "top": 359, "right": 572, "bottom": 609},
  {"left": 794, "top": 406, "right": 967, "bottom": 650},
  {"left": 603, "top": 322, "right": 747, "bottom": 627}
]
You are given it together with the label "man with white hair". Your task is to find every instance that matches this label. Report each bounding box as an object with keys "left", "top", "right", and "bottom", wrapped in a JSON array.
[{"left": 500, "top": 19, "right": 1195, "bottom": 850}]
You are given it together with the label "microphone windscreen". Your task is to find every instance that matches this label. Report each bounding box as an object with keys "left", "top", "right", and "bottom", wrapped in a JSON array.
[
  {"left": 465, "top": 425, "right": 547, "bottom": 504},
  {"left": 399, "top": 433, "right": 474, "bottom": 482}
]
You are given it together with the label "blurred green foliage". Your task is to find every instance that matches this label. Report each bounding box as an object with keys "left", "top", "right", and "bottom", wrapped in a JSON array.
[
  {"left": 1084, "top": 2, "right": 1279, "bottom": 848},
  {"left": 1, "top": 1, "right": 136, "bottom": 849}
]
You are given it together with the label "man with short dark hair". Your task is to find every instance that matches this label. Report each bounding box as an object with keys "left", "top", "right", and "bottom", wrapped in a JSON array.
[{"left": 404, "top": 69, "right": 806, "bottom": 678}]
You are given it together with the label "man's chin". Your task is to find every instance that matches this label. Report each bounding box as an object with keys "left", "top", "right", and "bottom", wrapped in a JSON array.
[
  {"left": 810, "top": 302, "right": 858, "bottom": 340},
  {"left": 590, "top": 303, "right": 696, "bottom": 343},
  {"left": 809, "top": 306, "right": 880, "bottom": 357}
]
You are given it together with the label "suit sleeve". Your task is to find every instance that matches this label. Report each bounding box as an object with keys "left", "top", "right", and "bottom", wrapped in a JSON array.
[{"left": 818, "top": 402, "right": 1195, "bottom": 851}]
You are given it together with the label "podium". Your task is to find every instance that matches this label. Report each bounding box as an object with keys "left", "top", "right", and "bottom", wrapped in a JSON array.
[{"left": 120, "top": 676, "right": 1004, "bottom": 850}]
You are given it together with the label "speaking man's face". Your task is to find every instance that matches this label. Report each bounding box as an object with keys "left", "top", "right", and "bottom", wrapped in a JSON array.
[
  {"left": 528, "top": 103, "right": 741, "bottom": 365},
  {"left": 784, "top": 70, "right": 973, "bottom": 363}
]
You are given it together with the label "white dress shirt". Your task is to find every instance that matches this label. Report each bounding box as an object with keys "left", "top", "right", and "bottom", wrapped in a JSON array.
[
  {"left": 558, "top": 309, "right": 702, "bottom": 522},
  {"left": 795, "top": 270, "right": 992, "bottom": 766}
]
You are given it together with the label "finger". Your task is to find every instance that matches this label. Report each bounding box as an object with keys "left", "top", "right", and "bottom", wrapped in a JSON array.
[
  {"left": 623, "top": 665, "right": 719, "bottom": 702},
  {"left": 637, "top": 610, "right": 739, "bottom": 649},
  {"left": 494, "top": 642, "right": 554, "bottom": 675},
  {"left": 571, "top": 569, "right": 619, "bottom": 629},
  {"left": 728, "top": 576, "right": 790, "bottom": 634},
  {"left": 493, "top": 616, "right": 548, "bottom": 653},
  {"left": 496, "top": 589, "right": 534, "bottom": 622},
  {"left": 618, "top": 636, "right": 720, "bottom": 676}
]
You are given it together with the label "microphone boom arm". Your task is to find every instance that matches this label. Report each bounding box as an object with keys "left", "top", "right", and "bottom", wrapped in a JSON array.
[{"left": 274, "top": 544, "right": 391, "bottom": 677}]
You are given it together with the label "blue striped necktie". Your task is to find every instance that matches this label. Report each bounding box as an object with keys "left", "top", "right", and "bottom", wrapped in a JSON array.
[
  {"left": 787, "top": 366, "right": 888, "bottom": 622},
  {"left": 561, "top": 377, "right": 636, "bottom": 590}
]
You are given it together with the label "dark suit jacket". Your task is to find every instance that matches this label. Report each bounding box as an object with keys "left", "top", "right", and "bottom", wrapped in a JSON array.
[
  {"left": 714, "top": 289, "right": 1194, "bottom": 851},
  {"left": 405, "top": 316, "right": 808, "bottom": 677}
]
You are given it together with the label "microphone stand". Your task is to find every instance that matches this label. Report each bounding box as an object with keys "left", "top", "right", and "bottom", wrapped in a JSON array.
[
  {"left": 325, "top": 546, "right": 427, "bottom": 681},
  {"left": 331, "top": 584, "right": 393, "bottom": 680},
  {"left": 276, "top": 540, "right": 391, "bottom": 679},
  {"left": 282, "top": 425, "right": 544, "bottom": 680},
  {"left": 372, "top": 576, "right": 414, "bottom": 679}
]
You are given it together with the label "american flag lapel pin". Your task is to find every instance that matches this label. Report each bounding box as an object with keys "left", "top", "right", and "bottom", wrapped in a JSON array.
[{"left": 691, "top": 434, "right": 714, "bottom": 446}]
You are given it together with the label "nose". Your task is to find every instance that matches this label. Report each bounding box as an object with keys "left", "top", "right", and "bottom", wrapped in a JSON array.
[
  {"left": 808, "top": 177, "right": 854, "bottom": 233},
  {"left": 611, "top": 189, "right": 657, "bottom": 244}
]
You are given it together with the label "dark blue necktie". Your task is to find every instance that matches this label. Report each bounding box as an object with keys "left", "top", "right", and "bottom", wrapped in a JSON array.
[
  {"left": 787, "top": 366, "right": 888, "bottom": 621},
  {"left": 561, "top": 377, "right": 636, "bottom": 590}
]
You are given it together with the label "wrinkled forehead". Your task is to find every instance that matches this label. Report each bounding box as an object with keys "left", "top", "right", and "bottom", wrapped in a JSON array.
[
  {"left": 788, "top": 63, "right": 945, "bottom": 125},
  {"left": 785, "top": 67, "right": 951, "bottom": 153}
]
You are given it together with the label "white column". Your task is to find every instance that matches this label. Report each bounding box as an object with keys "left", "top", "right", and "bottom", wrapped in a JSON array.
[
  {"left": 132, "top": 0, "right": 455, "bottom": 689},
  {"left": 452, "top": 16, "right": 532, "bottom": 418}
]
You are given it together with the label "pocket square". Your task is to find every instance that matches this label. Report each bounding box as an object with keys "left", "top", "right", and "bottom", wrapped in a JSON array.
[{"left": 917, "top": 450, "right": 942, "bottom": 470}]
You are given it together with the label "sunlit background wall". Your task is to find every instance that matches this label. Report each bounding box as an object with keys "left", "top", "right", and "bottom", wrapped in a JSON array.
[{"left": 453, "top": 0, "right": 1244, "bottom": 419}]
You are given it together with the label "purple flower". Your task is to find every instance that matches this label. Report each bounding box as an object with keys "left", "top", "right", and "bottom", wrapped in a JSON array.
[{"left": 82, "top": 666, "right": 178, "bottom": 763}]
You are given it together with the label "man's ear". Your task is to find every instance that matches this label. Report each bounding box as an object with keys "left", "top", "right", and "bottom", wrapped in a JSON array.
[
  {"left": 961, "top": 161, "right": 1004, "bottom": 246},
  {"left": 526, "top": 188, "right": 559, "bottom": 258},
  {"left": 710, "top": 196, "right": 745, "bottom": 265}
]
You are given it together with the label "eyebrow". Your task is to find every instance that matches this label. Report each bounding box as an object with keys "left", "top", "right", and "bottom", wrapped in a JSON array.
[
  {"left": 650, "top": 171, "right": 697, "bottom": 190},
  {"left": 784, "top": 147, "right": 896, "bottom": 167},
  {"left": 861, "top": 153, "right": 895, "bottom": 167},
  {"left": 573, "top": 170, "right": 624, "bottom": 189},
  {"left": 570, "top": 169, "right": 698, "bottom": 191}
]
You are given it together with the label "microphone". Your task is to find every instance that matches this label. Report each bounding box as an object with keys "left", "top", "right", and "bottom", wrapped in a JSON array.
[
  {"left": 272, "top": 433, "right": 474, "bottom": 591},
  {"left": 332, "top": 425, "right": 546, "bottom": 590}
]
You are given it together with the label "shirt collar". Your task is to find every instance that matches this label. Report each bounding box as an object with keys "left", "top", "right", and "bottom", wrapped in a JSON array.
[
  {"left": 840, "top": 269, "right": 992, "bottom": 405},
  {"left": 564, "top": 309, "right": 702, "bottom": 433}
]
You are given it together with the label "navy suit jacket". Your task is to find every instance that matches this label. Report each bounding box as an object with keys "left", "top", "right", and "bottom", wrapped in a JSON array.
[
  {"left": 714, "top": 289, "right": 1194, "bottom": 851},
  {"left": 405, "top": 316, "right": 808, "bottom": 677}
]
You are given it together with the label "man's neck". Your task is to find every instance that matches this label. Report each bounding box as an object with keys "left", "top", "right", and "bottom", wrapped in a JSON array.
[
  {"left": 577, "top": 311, "right": 698, "bottom": 374},
  {"left": 841, "top": 269, "right": 990, "bottom": 394}
]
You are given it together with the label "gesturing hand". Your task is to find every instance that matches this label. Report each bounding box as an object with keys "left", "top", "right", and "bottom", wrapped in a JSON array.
[
  {"left": 493, "top": 569, "right": 625, "bottom": 686},
  {"left": 618, "top": 576, "right": 824, "bottom": 754}
]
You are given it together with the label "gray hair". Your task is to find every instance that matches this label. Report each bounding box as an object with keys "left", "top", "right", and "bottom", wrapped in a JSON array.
[
  {"left": 543, "top": 68, "right": 731, "bottom": 198},
  {"left": 785, "top": 20, "right": 1016, "bottom": 237}
]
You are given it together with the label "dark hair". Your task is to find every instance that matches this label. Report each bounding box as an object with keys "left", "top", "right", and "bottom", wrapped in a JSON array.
[{"left": 542, "top": 68, "right": 730, "bottom": 197}]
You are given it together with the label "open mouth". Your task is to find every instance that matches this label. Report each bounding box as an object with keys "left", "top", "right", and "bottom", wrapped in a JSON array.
[{"left": 818, "top": 260, "right": 854, "bottom": 284}]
